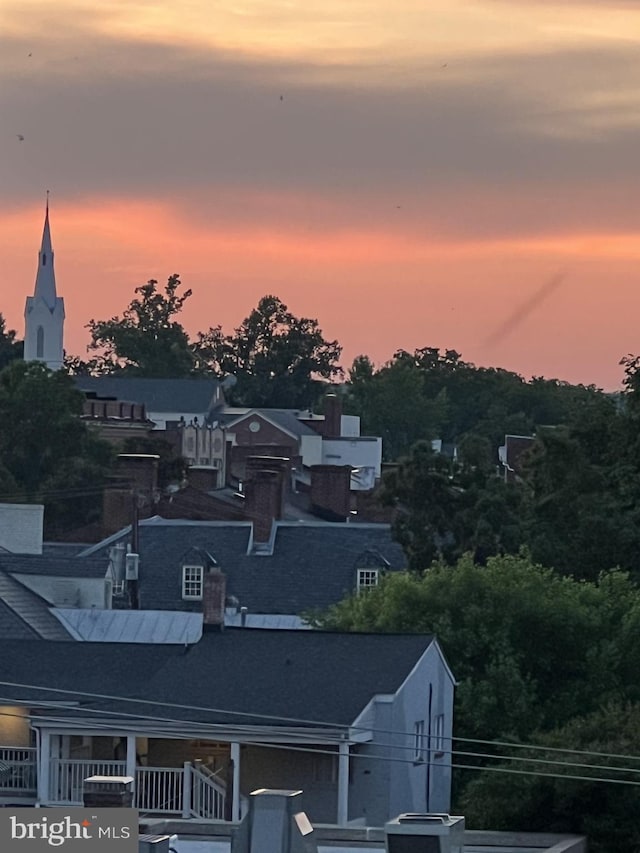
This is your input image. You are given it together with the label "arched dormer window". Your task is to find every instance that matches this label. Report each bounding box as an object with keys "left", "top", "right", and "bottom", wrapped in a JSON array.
[
  {"left": 36, "top": 326, "right": 44, "bottom": 359},
  {"left": 42, "top": 253, "right": 46, "bottom": 266}
]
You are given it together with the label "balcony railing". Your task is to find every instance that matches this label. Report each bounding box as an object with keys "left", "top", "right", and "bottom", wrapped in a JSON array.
[
  {"left": 0, "top": 747, "right": 37, "bottom": 795},
  {"left": 45, "top": 758, "right": 227, "bottom": 819}
]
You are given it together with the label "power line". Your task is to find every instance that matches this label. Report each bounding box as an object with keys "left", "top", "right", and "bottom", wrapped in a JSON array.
[
  {"left": 1, "top": 705, "right": 639, "bottom": 791},
  {"left": 1, "top": 682, "right": 640, "bottom": 784}
]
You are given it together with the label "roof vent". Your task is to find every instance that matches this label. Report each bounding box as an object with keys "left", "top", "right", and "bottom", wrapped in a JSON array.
[{"left": 384, "top": 813, "right": 465, "bottom": 853}]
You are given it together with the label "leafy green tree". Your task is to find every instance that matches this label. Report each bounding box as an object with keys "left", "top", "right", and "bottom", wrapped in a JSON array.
[
  {"left": 523, "top": 392, "right": 639, "bottom": 580},
  {"left": 0, "top": 361, "right": 112, "bottom": 536},
  {"left": 379, "top": 440, "right": 525, "bottom": 569},
  {"left": 195, "top": 295, "right": 343, "bottom": 408},
  {"left": 0, "top": 314, "right": 23, "bottom": 370},
  {"left": 86, "top": 275, "right": 195, "bottom": 377},
  {"left": 346, "top": 355, "right": 447, "bottom": 461},
  {"left": 460, "top": 702, "right": 640, "bottom": 853},
  {"left": 345, "top": 346, "right": 607, "bottom": 462},
  {"left": 315, "top": 555, "right": 638, "bottom": 740}
]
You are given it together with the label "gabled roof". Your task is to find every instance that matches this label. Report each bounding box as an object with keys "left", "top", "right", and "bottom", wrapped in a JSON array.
[
  {"left": 0, "top": 631, "right": 436, "bottom": 729},
  {"left": 78, "top": 519, "right": 406, "bottom": 614},
  {"left": 218, "top": 408, "right": 319, "bottom": 438},
  {"left": 73, "top": 377, "right": 221, "bottom": 415}
]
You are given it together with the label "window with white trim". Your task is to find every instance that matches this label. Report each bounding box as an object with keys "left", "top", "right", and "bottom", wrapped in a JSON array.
[
  {"left": 182, "top": 565, "right": 204, "bottom": 600},
  {"left": 112, "top": 579, "right": 125, "bottom": 596},
  {"left": 413, "top": 720, "right": 425, "bottom": 762},
  {"left": 357, "top": 568, "right": 379, "bottom": 593},
  {"left": 433, "top": 713, "right": 445, "bottom": 756}
]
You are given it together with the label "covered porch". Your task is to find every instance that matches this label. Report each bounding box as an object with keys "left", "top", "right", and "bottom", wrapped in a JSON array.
[{"left": 13, "top": 726, "right": 356, "bottom": 824}]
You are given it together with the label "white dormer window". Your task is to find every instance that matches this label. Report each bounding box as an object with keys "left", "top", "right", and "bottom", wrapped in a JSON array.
[
  {"left": 182, "top": 565, "right": 204, "bottom": 600},
  {"left": 357, "top": 568, "right": 379, "bottom": 593}
]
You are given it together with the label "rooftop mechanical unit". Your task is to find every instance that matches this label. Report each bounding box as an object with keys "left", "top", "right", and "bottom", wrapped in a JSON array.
[
  {"left": 384, "top": 813, "right": 465, "bottom": 853},
  {"left": 231, "top": 788, "right": 318, "bottom": 853}
]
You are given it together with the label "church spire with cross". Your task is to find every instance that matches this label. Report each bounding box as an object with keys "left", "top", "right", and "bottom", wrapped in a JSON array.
[{"left": 24, "top": 193, "right": 65, "bottom": 370}]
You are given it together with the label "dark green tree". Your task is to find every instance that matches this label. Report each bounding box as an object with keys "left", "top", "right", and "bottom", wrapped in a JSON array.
[
  {"left": 459, "top": 702, "right": 640, "bottom": 853},
  {"left": 195, "top": 295, "right": 343, "bottom": 408},
  {"left": 315, "top": 555, "right": 638, "bottom": 741},
  {"left": 523, "top": 392, "right": 638, "bottom": 580},
  {"left": 86, "top": 274, "right": 195, "bottom": 377},
  {"left": 346, "top": 354, "right": 447, "bottom": 461},
  {"left": 0, "top": 361, "right": 112, "bottom": 536},
  {"left": 0, "top": 314, "right": 23, "bottom": 370},
  {"left": 379, "top": 440, "right": 525, "bottom": 569}
]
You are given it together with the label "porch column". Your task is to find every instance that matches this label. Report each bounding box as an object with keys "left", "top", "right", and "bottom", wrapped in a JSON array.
[
  {"left": 38, "top": 731, "right": 50, "bottom": 805},
  {"left": 337, "top": 741, "right": 350, "bottom": 826},
  {"left": 231, "top": 742, "right": 241, "bottom": 822},
  {"left": 126, "top": 735, "right": 137, "bottom": 795}
]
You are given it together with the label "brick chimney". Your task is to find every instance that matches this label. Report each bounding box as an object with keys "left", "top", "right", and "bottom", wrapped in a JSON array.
[
  {"left": 244, "top": 469, "right": 284, "bottom": 542},
  {"left": 323, "top": 393, "right": 342, "bottom": 439},
  {"left": 203, "top": 566, "right": 226, "bottom": 631},
  {"left": 310, "top": 464, "right": 352, "bottom": 521}
]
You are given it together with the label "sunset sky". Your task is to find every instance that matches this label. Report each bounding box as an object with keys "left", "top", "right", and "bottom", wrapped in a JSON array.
[{"left": 2, "top": 0, "right": 640, "bottom": 389}]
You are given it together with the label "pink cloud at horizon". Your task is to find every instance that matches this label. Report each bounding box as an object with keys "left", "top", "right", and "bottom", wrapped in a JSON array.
[{"left": 1, "top": 199, "right": 638, "bottom": 391}]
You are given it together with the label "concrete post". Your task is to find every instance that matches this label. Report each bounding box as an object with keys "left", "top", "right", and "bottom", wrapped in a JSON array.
[
  {"left": 182, "top": 762, "right": 192, "bottom": 818},
  {"left": 38, "top": 731, "right": 50, "bottom": 805},
  {"left": 337, "top": 741, "right": 350, "bottom": 826},
  {"left": 231, "top": 742, "right": 241, "bottom": 822}
]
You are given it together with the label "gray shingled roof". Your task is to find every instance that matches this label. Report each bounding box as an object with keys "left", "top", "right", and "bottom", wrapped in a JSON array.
[
  {"left": 218, "top": 408, "right": 319, "bottom": 437},
  {"left": 79, "top": 519, "right": 406, "bottom": 614},
  {"left": 0, "top": 631, "right": 436, "bottom": 728},
  {"left": 74, "top": 377, "right": 221, "bottom": 414},
  {"left": 0, "top": 573, "right": 72, "bottom": 640},
  {"left": 0, "top": 554, "right": 108, "bottom": 578}
]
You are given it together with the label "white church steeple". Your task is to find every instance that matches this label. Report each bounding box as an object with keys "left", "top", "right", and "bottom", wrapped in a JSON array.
[{"left": 24, "top": 194, "right": 65, "bottom": 370}]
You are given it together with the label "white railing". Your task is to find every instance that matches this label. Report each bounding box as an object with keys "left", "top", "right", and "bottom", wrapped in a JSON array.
[
  {"left": 136, "top": 767, "right": 184, "bottom": 814},
  {"left": 43, "top": 758, "right": 228, "bottom": 818},
  {"left": 0, "top": 746, "right": 37, "bottom": 793},
  {"left": 49, "top": 759, "right": 126, "bottom": 804},
  {"left": 189, "top": 762, "right": 226, "bottom": 820}
]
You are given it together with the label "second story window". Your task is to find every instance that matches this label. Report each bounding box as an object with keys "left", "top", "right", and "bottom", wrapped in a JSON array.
[
  {"left": 413, "top": 720, "right": 425, "bottom": 762},
  {"left": 182, "top": 565, "right": 204, "bottom": 600},
  {"left": 433, "top": 713, "right": 445, "bottom": 756},
  {"left": 357, "top": 568, "right": 379, "bottom": 593}
]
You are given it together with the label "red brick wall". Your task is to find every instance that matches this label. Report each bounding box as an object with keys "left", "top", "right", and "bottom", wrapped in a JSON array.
[{"left": 310, "top": 465, "right": 352, "bottom": 520}]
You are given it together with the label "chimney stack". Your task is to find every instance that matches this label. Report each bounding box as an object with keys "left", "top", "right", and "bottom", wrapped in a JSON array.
[
  {"left": 323, "top": 393, "right": 342, "bottom": 439},
  {"left": 310, "top": 464, "right": 352, "bottom": 521},
  {"left": 244, "top": 456, "right": 289, "bottom": 542},
  {"left": 203, "top": 566, "right": 226, "bottom": 631}
]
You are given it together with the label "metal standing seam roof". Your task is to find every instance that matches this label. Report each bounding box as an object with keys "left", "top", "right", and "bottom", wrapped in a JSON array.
[{"left": 51, "top": 608, "right": 204, "bottom": 643}]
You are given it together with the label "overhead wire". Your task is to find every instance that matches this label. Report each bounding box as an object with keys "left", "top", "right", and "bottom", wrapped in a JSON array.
[{"left": 0, "top": 683, "right": 639, "bottom": 786}]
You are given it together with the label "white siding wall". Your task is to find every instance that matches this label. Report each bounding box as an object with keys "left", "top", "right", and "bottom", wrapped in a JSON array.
[
  {"left": 299, "top": 434, "right": 323, "bottom": 467},
  {"left": 0, "top": 504, "right": 44, "bottom": 554},
  {"left": 321, "top": 438, "right": 382, "bottom": 480},
  {"left": 13, "top": 575, "right": 111, "bottom": 609}
]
